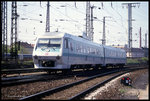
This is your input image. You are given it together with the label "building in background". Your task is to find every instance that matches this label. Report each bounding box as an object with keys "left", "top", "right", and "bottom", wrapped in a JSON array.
[
  {"left": 112, "top": 44, "right": 149, "bottom": 58},
  {"left": 20, "top": 42, "right": 34, "bottom": 54}
]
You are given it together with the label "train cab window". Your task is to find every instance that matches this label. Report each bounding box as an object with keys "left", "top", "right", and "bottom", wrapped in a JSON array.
[
  {"left": 64, "top": 39, "right": 68, "bottom": 49},
  {"left": 36, "top": 38, "right": 61, "bottom": 51}
]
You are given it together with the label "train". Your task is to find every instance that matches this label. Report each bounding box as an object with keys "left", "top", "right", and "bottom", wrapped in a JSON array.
[
  {"left": 3, "top": 53, "right": 32, "bottom": 60},
  {"left": 32, "top": 32, "right": 126, "bottom": 70}
]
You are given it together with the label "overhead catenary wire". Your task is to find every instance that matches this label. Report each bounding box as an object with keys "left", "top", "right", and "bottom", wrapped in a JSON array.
[
  {"left": 50, "top": 4, "right": 85, "bottom": 33},
  {"left": 5, "top": 1, "right": 148, "bottom": 48}
]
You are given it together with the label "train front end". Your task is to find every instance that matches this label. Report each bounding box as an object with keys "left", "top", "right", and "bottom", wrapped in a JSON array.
[{"left": 32, "top": 32, "right": 65, "bottom": 69}]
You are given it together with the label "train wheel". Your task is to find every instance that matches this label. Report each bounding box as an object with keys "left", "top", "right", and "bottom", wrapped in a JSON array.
[
  {"left": 47, "top": 70, "right": 52, "bottom": 74},
  {"left": 62, "top": 69, "right": 72, "bottom": 75},
  {"left": 119, "top": 64, "right": 124, "bottom": 68},
  {"left": 101, "top": 66, "right": 107, "bottom": 70},
  {"left": 94, "top": 65, "right": 100, "bottom": 70},
  {"left": 47, "top": 70, "right": 56, "bottom": 74}
]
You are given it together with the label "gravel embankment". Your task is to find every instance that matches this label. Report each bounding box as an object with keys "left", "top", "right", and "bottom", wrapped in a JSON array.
[
  {"left": 42, "top": 72, "right": 120, "bottom": 100},
  {"left": 84, "top": 68, "right": 148, "bottom": 100},
  {"left": 2, "top": 67, "right": 148, "bottom": 100},
  {"left": 1, "top": 76, "right": 85, "bottom": 100}
]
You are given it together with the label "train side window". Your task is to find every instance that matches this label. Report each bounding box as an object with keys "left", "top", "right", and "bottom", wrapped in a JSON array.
[
  {"left": 79, "top": 44, "right": 81, "bottom": 53},
  {"left": 85, "top": 46, "right": 87, "bottom": 54},
  {"left": 70, "top": 42, "right": 73, "bottom": 51},
  {"left": 76, "top": 44, "right": 78, "bottom": 53},
  {"left": 96, "top": 49, "right": 99, "bottom": 55},
  {"left": 88, "top": 47, "right": 90, "bottom": 54},
  {"left": 81, "top": 45, "right": 83, "bottom": 53},
  {"left": 84, "top": 46, "right": 86, "bottom": 54},
  {"left": 64, "top": 39, "right": 68, "bottom": 49}
]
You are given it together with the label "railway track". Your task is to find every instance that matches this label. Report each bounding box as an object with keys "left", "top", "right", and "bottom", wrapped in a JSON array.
[
  {"left": 1, "top": 64, "right": 142, "bottom": 78},
  {"left": 2, "top": 69, "right": 77, "bottom": 87},
  {"left": 1, "top": 73, "right": 50, "bottom": 87},
  {"left": 1, "top": 65, "right": 146, "bottom": 87},
  {"left": 1, "top": 67, "right": 117, "bottom": 87},
  {"left": 1, "top": 68, "right": 46, "bottom": 75},
  {"left": 19, "top": 66, "right": 147, "bottom": 100}
]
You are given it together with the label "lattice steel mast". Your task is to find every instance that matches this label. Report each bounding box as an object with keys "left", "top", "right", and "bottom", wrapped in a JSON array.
[
  {"left": 90, "top": 5, "right": 94, "bottom": 41},
  {"left": 1, "top": 1, "right": 8, "bottom": 60},
  {"left": 10, "top": 1, "right": 18, "bottom": 59},
  {"left": 122, "top": 3, "right": 140, "bottom": 48},
  {"left": 86, "top": 1, "right": 91, "bottom": 41},
  {"left": 45, "top": 1, "right": 50, "bottom": 32}
]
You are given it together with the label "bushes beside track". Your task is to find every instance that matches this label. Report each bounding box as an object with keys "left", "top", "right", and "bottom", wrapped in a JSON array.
[{"left": 127, "top": 57, "right": 148, "bottom": 65}]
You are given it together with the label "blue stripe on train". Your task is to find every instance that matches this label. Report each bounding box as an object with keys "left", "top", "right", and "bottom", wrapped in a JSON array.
[{"left": 62, "top": 52, "right": 126, "bottom": 60}]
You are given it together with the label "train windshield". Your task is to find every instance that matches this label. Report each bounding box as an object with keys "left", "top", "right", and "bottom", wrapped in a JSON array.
[{"left": 35, "top": 38, "right": 61, "bottom": 51}]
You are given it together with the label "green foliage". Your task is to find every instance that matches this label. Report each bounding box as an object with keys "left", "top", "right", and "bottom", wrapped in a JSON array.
[
  {"left": 119, "top": 88, "right": 126, "bottom": 93},
  {"left": 127, "top": 57, "right": 148, "bottom": 64},
  {"left": 2, "top": 44, "right": 9, "bottom": 52},
  {"left": 127, "top": 58, "right": 139, "bottom": 64},
  {"left": 18, "top": 45, "right": 25, "bottom": 54},
  {"left": 140, "top": 57, "right": 148, "bottom": 61},
  {"left": 138, "top": 57, "right": 148, "bottom": 63}
]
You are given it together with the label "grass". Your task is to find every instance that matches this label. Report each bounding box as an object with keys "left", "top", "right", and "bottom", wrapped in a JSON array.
[
  {"left": 119, "top": 86, "right": 132, "bottom": 94},
  {"left": 127, "top": 58, "right": 139, "bottom": 64},
  {"left": 119, "top": 88, "right": 126, "bottom": 93},
  {"left": 19, "top": 60, "right": 33, "bottom": 65}
]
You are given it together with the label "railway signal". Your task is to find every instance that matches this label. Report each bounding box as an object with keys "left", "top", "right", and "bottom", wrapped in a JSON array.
[{"left": 121, "top": 76, "right": 132, "bottom": 86}]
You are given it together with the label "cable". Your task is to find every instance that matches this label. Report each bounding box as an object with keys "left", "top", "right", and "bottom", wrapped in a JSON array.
[
  {"left": 103, "top": 3, "right": 127, "bottom": 32},
  {"left": 65, "top": 3, "right": 86, "bottom": 16},
  {"left": 50, "top": 4, "right": 85, "bottom": 32},
  {"left": 51, "top": 5, "right": 84, "bottom": 25}
]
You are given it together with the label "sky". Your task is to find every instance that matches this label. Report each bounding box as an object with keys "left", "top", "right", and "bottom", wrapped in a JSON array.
[{"left": 6, "top": 1, "right": 149, "bottom": 48}]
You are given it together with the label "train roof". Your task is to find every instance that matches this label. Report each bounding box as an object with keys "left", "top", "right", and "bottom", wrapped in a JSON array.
[
  {"left": 103, "top": 45, "right": 126, "bottom": 52},
  {"left": 38, "top": 32, "right": 66, "bottom": 38},
  {"left": 37, "top": 32, "right": 125, "bottom": 52},
  {"left": 38, "top": 32, "right": 103, "bottom": 47}
]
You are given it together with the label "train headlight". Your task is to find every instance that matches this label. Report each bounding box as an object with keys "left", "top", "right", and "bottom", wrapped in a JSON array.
[
  {"left": 34, "top": 55, "right": 38, "bottom": 59},
  {"left": 56, "top": 55, "right": 60, "bottom": 60}
]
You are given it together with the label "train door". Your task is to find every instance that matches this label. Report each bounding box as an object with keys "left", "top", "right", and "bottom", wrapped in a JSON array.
[
  {"left": 103, "top": 46, "right": 106, "bottom": 67},
  {"left": 64, "top": 38, "right": 69, "bottom": 68}
]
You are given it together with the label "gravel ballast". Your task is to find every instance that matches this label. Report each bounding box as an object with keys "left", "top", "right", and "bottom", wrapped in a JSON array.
[
  {"left": 1, "top": 76, "right": 85, "bottom": 100},
  {"left": 84, "top": 68, "right": 148, "bottom": 100}
]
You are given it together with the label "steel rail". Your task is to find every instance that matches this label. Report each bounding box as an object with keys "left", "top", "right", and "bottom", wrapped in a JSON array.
[
  {"left": 1, "top": 74, "right": 51, "bottom": 87},
  {"left": 69, "top": 67, "right": 147, "bottom": 100},
  {"left": 19, "top": 67, "right": 147, "bottom": 100},
  {"left": 1, "top": 64, "right": 144, "bottom": 75},
  {"left": 1, "top": 67, "right": 122, "bottom": 87},
  {"left": 19, "top": 68, "right": 124, "bottom": 100},
  {"left": 1, "top": 68, "right": 46, "bottom": 74}
]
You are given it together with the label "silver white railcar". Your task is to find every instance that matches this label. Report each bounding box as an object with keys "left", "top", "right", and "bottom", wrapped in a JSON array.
[
  {"left": 103, "top": 45, "right": 126, "bottom": 67},
  {"left": 32, "top": 32, "right": 126, "bottom": 70}
]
